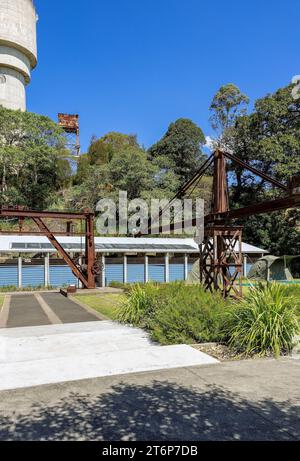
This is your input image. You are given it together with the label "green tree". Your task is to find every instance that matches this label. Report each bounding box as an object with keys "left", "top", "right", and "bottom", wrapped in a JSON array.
[
  {"left": 210, "top": 83, "right": 249, "bottom": 133},
  {"left": 209, "top": 84, "right": 249, "bottom": 148},
  {"left": 69, "top": 145, "right": 181, "bottom": 211},
  {"left": 74, "top": 132, "right": 140, "bottom": 184},
  {"left": 88, "top": 132, "right": 139, "bottom": 166},
  {"left": 75, "top": 153, "right": 91, "bottom": 185},
  {"left": 107, "top": 147, "right": 156, "bottom": 200},
  {"left": 148, "top": 118, "right": 206, "bottom": 182},
  {"left": 68, "top": 166, "right": 110, "bottom": 210},
  {"left": 227, "top": 84, "right": 300, "bottom": 255},
  {"left": 0, "top": 106, "right": 68, "bottom": 209}
]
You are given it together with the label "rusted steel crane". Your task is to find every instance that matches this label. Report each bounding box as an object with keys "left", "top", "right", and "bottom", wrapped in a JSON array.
[
  {"left": 0, "top": 207, "right": 97, "bottom": 289},
  {"left": 149, "top": 150, "right": 300, "bottom": 298}
]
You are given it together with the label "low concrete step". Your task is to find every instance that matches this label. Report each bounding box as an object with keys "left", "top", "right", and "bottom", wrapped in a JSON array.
[
  {"left": 0, "top": 321, "right": 219, "bottom": 391},
  {"left": 0, "top": 345, "right": 218, "bottom": 391},
  {"left": 0, "top": 320, "right": 143, "bottom": 338},
  {"left": 0, "top": 330, "right": 154, "bottom": 363}
]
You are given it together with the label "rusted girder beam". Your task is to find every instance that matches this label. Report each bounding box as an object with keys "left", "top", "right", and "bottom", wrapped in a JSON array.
[
  {"left": 32, "top": 217, "right": 90, "bottom": 289},
  {"left": 0, "top": 208, "right": 89, "bottom": 220},
  {"left": 222, "top": 151, "right": 287, "bottom": 191},
  {"left": 0, "top": 231, "right": 87, "bottom": 236},
  {"left": 207, "top": 193, "right": 300, "bottom": 223},
  {"left": 149, "top": 193, "right": 300, "bottom": 234}
]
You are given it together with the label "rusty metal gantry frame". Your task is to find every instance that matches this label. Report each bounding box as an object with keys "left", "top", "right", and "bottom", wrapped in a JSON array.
[
  {"left": 202, "top": 150, "right": 291, "bottom": 297},
  {"left": 58, "top": 113, "right": 81, "bottom": 158},
  {"left": 200, "top": 150, "right": 244, "bottom": 297},
  {"left": 147, "top": 149, "right": 300, "bottom": 298},
  {"left": 200, "top": 226, "right": 243, "bottom": 298},
  {"left": 2, "top": 151, "right": 300, "bottom": 295},
  {"left": 0, "top": 207, "right": 96, "bottom": 289}
]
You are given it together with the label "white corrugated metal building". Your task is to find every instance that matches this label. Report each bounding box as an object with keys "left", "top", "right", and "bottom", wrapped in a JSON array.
[{"left": 0, "top": 236, "right": 268, "bottom": 289}]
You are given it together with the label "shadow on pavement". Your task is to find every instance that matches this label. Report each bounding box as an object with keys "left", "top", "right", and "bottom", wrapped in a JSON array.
[{"left": 0, "top": 381, "right": 298, "bottom": 441}]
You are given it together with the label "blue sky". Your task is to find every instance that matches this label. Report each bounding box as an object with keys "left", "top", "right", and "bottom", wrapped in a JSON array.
[{"left": 28, "top": 0, "right": 300, "bottom": 152}]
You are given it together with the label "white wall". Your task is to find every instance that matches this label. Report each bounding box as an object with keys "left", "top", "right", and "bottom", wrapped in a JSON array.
[
  {"left": 0, "top": 67, "right": 26, "bottom": 111},
  {"left": 0, "top": 0, "right": 37, "bottom": 111}
]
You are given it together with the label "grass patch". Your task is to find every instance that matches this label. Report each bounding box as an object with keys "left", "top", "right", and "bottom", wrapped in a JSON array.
[
  {"left": 75, "top": 293, "right": 124, "bottom": 320},
  {"left": 0, "top": 285, "right": 55, "bottom": 293}
]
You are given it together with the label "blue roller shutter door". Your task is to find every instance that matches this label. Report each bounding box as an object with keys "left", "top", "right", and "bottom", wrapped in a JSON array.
[
  {"left": 0, "top": 265, "right": 18, "bottom": 287},
  {"left": 127, "top": 264, "right": 145, "bottom": 283},
  {"left": 149, "top": 264, "right": 165, "bottom": 283},
  {"left": 22, "top": 265, "right": 45, "bottom": 287},
  {"left": 169, "top": 264, "right": 185, "bottom": 281},
  {"left": 49, "top": 265, "right": 77, "bottom": 287},
  {"left": 105, "top": 264, "right": 124, "bottom": 285}
]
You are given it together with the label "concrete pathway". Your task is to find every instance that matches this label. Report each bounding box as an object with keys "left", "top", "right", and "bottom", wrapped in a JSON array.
[
  {"left": 0, "top": 293, "right": 101, "bottom": 328},
  {"left": 0, "top": 320, "right": 218, "bottom": 391},
  {"left": 0, "top": 359, "right": 299, "bottom": 441}
]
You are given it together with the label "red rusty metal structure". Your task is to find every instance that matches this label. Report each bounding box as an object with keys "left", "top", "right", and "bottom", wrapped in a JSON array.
[
  {"left": 0, "top": 207, "right": 97, "bottom": 289},
  {"left": 1, "top": 151, "right": 300, "bottom": 295},
  {"left": 147, "top": 149, "right": 300, "bottom": 297},
  {"left": 58, "top": 113, "right": 81, "bottom": 158}
]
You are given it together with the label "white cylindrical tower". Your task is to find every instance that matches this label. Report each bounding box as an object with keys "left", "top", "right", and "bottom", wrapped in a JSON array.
[{"left": 0, "top": 0, "right": 37, "bottom": 111}]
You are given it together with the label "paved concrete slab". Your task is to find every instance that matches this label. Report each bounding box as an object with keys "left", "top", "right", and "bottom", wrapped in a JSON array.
[
  {"left": 40, "top": 293, "right": 99, "bottom": 324},
  {"left": 35, "top": 294, "right": 62, "bottom": 325},
  {"left": 0, "top": 359, "right": 298, "bottom": 441},
  {"left": 0, "top": 319, "right": 141, "bottom": 338},
  {"left": 7, "top": 295, "right": 50, "bottom": 328},
  {"left": 0, "top": 321, "right": 218, "bottom": 391},
  {"left": 2, "top": 293, "right": 100, "bottom": 328}
]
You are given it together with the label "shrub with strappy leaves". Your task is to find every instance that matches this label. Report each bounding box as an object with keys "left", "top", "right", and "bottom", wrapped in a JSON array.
[
  {"left": 225, "top": 283, "right": 299, "bottom": 357},
  {"left": 117, "top": 283, "right": 159, "bottom": 326}
]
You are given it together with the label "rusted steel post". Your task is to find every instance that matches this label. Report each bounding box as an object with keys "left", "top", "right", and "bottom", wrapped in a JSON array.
[
  {"left": 85, "top": 211, "right": 96, "bottom": 289},
  {"left": 204, "top": 152, "right": 232, "bottom": 296},
  {"left": 199, "top": 245, "right": 203, "bottom": 285},
  {"left": 212, "top": 150, "right": 229, "bottom": 215}
]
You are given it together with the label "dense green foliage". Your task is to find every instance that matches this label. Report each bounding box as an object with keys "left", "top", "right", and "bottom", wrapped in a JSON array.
[
  {"left": 0, "top": 107, "right": 70, "bottom": 209},
  {"left": 75, "top": 132, "right": 140, "bottom": 183},
  {"left": 225, "top": 283, "right": 299, "bottom": 357},
  {"left": 117, "top": 284, "right": 157, "bottom": 325},
  {"left": 69, "top": 131, "right": 181, "bottom": 211},
  {"left": 148, "top": 118, "right": 206, "bottom": 182},
  {"left": 281, "top": 284, "right": 300, "bottom": 318},
  {"left": 117, "top": 282, "right": 228, "bottom": 345},
  {"left": 224, "top": 85, "right": 300, "bottom": 255},
  {"left": 209, "top": 83, "right": 249, "bottom": 140},
  {"left": 71, "top": 119, "right": 208, "bottom": 212},
  {"left": 116, "top": 282, "right": 300, "bottom": 356}
]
